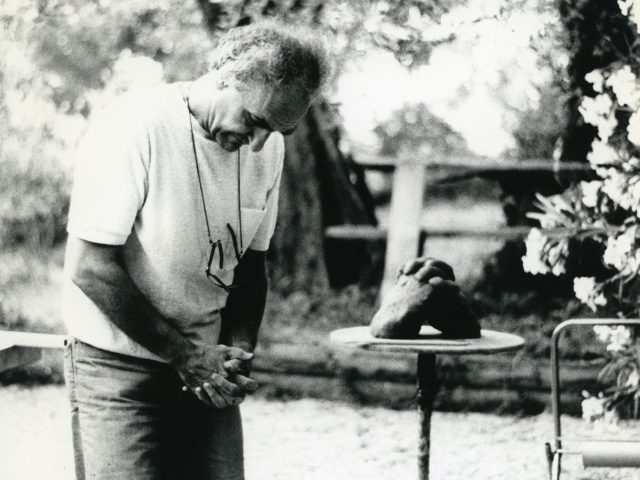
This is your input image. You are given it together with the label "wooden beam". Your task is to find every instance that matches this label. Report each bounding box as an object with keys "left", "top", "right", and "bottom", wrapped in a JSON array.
[
  {"left": 353, "top": 151, "right": 593, "bottom": 173},
  {"left": 0, "top": 331, "right": 66, "bottom": 349},
  {"left": 0, "top": 332, "right": 66, "bottom": 373},
  {"left": 0, "top": 343, "right": 42, "bottom": 372},
  {"left": 325, "top": 225, "right": 617, "bottom": 241},
  {"left": 326, "top": 225, "right": 533, "bottom": 241}
]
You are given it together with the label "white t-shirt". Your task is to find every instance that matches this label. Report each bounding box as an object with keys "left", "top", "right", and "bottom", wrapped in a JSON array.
[{"left": 63, "top": 82, "right": 284, "bottom": 360}]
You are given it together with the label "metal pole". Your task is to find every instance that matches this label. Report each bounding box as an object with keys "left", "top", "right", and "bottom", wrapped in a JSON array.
[{"left": 417, "top": 353, "right": 438, "bottom": 480}]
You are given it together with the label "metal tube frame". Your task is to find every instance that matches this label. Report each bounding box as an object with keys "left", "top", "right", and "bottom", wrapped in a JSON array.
[{"left": 549, "top": 318, "right": 640, "bottom": 480}]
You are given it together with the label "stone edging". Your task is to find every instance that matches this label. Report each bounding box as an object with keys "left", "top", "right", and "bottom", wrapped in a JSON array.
[{"left": 252, "top": 341, "right": 603, "bottom": 414}]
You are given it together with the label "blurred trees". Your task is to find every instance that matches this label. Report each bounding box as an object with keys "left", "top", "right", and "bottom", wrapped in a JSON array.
[
  {"left": 499, "top": 0, "right": 635, "bottom": 223},
  {"left": 476, "top": 0, "right": 638, "bottom": 312},
  {"left": 0, "top": 1, "right": 213, "bottom": 247},
  {"left": 1, "top": 0, "right": 476, "bottom": 291},
  {"left": 5, "top": 0, "right": 602, "bottom": 294},
  {"left": 194, "top": 1, "right": 474, "bottom": 291},
  {"left": 374, "top": 102, "right": 472, "bottom": 160}
]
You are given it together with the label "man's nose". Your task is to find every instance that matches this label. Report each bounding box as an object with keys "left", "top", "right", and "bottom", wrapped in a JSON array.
[{"left": 249, "top": 129, "right": 271, "bottom": 152}]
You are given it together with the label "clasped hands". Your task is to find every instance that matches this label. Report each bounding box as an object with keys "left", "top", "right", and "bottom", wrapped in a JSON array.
[{"left": 174, "top": 344, "right": 258, "bottom": 408}]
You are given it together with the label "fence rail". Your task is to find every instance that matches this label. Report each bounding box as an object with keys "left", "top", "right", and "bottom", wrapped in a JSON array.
[
  {"left": 325, "top": 225, "right": 620, "bottom": 242},
  {"left": 353, "top": 152, "right": 594, "bottom": 173},
  {"left": 333, "top": 154, "right": 597, "bottom": 297}
]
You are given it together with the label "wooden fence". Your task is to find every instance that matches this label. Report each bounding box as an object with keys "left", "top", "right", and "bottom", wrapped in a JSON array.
[{"left": 325, "top": 153, "right": 593, "bottom": 298}]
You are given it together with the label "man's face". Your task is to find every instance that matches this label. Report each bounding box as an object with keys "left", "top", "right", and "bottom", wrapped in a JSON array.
[{"left": 209, "top": 80, "right": 310, "bottom": 153}]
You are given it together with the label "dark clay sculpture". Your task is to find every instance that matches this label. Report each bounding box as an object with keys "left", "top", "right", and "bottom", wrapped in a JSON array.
[{"left": 370, "top": 259, "right": 481, "bottom": 339}]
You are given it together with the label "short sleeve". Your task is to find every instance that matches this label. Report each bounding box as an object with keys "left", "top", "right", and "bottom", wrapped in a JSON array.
[
  {"left": 67, "top": 99, "right": 150, "bottom": 245},
  {"left": 249, "top": 135, "right": 284, "bottom": 251}
]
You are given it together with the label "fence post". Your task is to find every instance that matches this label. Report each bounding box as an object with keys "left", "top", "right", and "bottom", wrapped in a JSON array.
[{"left": 381, "top": 158, "right": 426, "bottom": 299}]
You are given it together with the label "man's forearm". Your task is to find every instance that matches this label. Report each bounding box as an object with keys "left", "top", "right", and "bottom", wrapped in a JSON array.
[
  {"left": 219, "top": 249, "right": 268, "bottom": 353},
  {"left": 70, "top": 240, "right": 196, "bottom": 366}
]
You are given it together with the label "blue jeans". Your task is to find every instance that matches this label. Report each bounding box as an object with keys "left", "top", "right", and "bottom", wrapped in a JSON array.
[{"left": 64, "top": 337, "right": 244, "bottom": 480}]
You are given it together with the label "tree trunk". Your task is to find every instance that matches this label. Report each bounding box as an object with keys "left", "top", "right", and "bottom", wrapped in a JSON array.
[{"left": 268, "top": 102, "right": 379, "bottom": 293}]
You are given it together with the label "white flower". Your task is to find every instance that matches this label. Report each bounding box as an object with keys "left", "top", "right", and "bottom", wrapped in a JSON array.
[
  {"left": 594, "top": 293, "right": 608, "bottom": 308},
  {"left": 551, "top": 261, "right": 566, "bottom": 276},
  {"left": 619, "top": 0, "right": 640, "bottom": 30},
  {"left": 628, "top": 111, "right": 640, "bottom": 147},
  {"left": 581, "top": 395, "right": 606, "bottom": 422},
  {"left": 603, "top": 228, "right": 637, "bottom": 273},
  {"left": 574, "top": 277, "right": 596, "bottom": 302},
  {"left": 580, "top": 180, "right": 602, "bottom": 208},
  {"left": 585, "top": 69, "right": 605, "bottom": 93},
  {"left": 594, "top": 325, "right": 632, "bottom": 352},
  {"left": 607, "top": 326, "right": 632, "bottom": 352},
  {"left": 619, "top": 0, "right": 633, "bottom": 15},
  {"left": 579, "top": 94, "right": 617, "bottom": 141},
  {"left": 522, "top": 228, "right": 569, "bottom": 277},
  {"left": 594, "top": 325, "right": 614, "bottom": 343},
  {"left": 579, "top": 94, "right": 613, "bottom": 121},
  {"left": 606, "top": 65, "right": 640, "bottom": 108},
  {"left": 522, "top": 229, "right": 551, "bottom": 275},
  {"left": 587, "top": 139, "right": 619, "bottom": 168},
  {"left": 574, "top": 277, "right": 607, "bottom": 311},
  {"left": 602, "top": 170, "right": 628, "bottom": 207}
]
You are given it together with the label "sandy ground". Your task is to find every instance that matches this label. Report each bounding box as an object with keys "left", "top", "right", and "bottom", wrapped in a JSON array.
[{"left": 1, "top": 385, "right": 638, "bottom": 480}]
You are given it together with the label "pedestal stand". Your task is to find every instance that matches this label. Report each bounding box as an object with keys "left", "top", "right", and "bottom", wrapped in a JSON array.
[{"left": 330, "top": 326, "right": 524, "bottom": 480}]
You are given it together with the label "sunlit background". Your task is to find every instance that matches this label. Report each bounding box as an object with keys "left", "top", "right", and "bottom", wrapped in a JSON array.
[{"left": 2, "top": 1, "right": 639, "bottom": 479}]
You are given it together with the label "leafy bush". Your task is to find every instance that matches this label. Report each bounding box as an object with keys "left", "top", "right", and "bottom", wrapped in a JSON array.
[
  {"left": 523, "top": 2, "right": 640, "bottom": 420},
  {"left": 0, "top": 11, "right": 81, "bottom": 247}
]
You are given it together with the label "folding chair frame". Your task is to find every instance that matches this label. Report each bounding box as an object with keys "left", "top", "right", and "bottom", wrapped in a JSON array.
[{"left": 545, "top": 318, "right": 640, "bottom": 480}]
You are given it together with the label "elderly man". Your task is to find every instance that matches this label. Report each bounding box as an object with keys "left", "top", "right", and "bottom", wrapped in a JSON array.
[{"left": 62, "top": 21, "right": 329, "bottom": 480}]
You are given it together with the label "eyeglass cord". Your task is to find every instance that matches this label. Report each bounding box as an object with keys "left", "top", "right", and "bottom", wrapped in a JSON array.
[{"left": 185, "top": 85, "right": 244, "bottom": 264}]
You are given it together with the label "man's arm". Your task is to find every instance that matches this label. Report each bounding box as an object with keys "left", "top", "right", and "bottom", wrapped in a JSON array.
[
  {"left": 66, "top": 237, "right": 253, "bottom": 407},
  {"left": 219, "top": 249, "right": 268, "bottom": 374}
]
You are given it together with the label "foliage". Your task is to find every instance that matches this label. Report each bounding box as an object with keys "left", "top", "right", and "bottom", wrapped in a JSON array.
[
  {"left": 199, "top": 0, "right": 468, "bottom": 68},
  {"left": 581, "top": 325, "right": 640, "bottom": 422},
  {"left": 373, "top": 102, "right": 473, "bottom": 159},
  {"left": 0, "top": 0, "right": 481, "bottom": 248},
  {"left": 523, "top": 1, "right": 640, "bottom": 420},
  {"left": 0, "top": 1, "right": 213, "bottom": 247},
  {"left": 0, "top": 8, "right": 79, "bottom": 246}
]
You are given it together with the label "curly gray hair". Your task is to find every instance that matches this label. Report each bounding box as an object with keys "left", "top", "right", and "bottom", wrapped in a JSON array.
[{"left": 210, "top": 20, "right": 331, "bottom": 101}]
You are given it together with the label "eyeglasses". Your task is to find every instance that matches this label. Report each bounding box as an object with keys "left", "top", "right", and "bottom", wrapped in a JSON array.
[
  {"left": 185, "top": 87, "right": 244, "bottom": 294},
  {"left": 204, "top": 223, "right": 243, "bottom": 292}
]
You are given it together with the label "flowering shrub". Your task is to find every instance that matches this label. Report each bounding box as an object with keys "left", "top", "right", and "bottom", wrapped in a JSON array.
[
  {"left": 580, "top": 325, "right": 639, "bottom": 422},
  {"left": 522, "top": 1, "right": 640, "bottom": 420}
]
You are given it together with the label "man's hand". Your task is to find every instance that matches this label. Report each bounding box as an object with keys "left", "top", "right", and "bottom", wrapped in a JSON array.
[
  {"left": 223, "top": 355, "right": 259, "bottom": 397},
  {"left": 173, "top": 344, "right": 257, "bottom": 408}
]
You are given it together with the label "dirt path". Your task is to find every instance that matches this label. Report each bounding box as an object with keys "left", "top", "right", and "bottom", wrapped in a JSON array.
[{"left": 1, "top": 385, "right": 638, "bottom": 480}]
